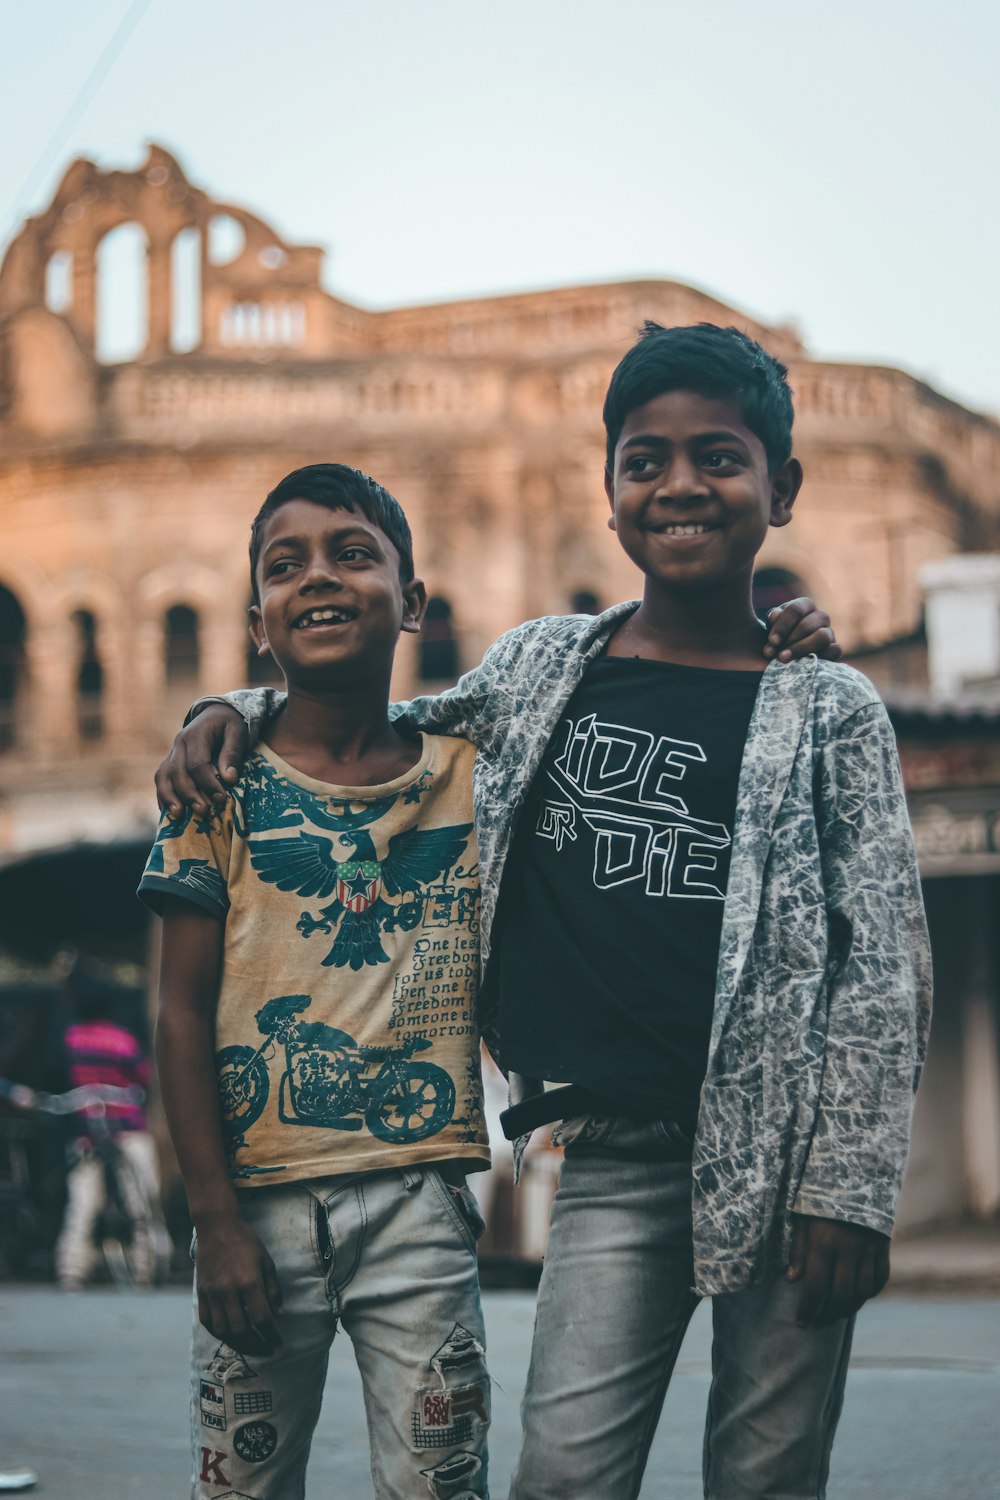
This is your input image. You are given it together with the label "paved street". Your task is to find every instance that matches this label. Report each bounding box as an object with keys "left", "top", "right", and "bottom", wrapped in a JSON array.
[{"left": 1, "top": 1284, "right": 998, "bottom": 1498}]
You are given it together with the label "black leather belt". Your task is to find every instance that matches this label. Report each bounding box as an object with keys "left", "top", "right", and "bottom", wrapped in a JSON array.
[{"left": 499, "top": 1085, "right": 608, "bottom": 1141}]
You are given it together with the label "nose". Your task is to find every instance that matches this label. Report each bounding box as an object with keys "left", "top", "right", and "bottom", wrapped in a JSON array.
[
  {"left": 653, "top": 456, "right": 710, "bottom": 503},
  {"left": 297, "top": 553, "right": 343, "bottom": 593}
]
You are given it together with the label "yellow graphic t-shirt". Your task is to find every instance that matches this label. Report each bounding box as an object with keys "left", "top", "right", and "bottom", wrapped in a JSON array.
[{"left": 139, "top": 735, "right": 489, "bottom": 1183}]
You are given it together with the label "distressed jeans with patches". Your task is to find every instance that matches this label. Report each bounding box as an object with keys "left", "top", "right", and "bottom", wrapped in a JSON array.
[
  {"left": 190, "top": 1166, "right": 490, "bottom": 1500},
  {"left": 508, "top": 1116, "right": 854, "bottom": 1500}
]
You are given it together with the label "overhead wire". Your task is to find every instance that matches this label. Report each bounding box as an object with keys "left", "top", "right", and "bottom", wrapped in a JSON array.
[{"left": 3, "top": 0, "right": 155, "bottom": 229}]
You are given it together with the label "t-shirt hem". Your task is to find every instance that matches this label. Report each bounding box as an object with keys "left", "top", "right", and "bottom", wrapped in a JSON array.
[
  {"left": 232, "top": 1141, "right": 492, "bottom": 1186},
  {"left": 137, "top": 874, "right": 229, "bottom": 919}
]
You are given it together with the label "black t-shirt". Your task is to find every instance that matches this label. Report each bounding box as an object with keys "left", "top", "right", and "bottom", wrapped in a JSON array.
[{"left": 496, "top": 656, "right": 763, "bottom": 1132}]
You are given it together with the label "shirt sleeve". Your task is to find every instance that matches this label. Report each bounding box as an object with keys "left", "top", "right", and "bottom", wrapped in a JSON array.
[
  {"left": 390, "top": 666, "right": 495, "bottom": 743},
  {"left": 137, "top": 799, "right": 235, "bottom": 919},
  {"left": 792, "top": 700, "right": 932, "bottom": 1235},
  {"left": 185, "top": 689, "right": 286, "bottom": 749},
  {"left": 391, "top": 621, "right": 537, "bottom": 746}
]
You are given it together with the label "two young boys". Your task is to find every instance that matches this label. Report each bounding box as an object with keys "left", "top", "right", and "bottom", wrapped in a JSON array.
[{"left": 151, "top": 322, "right": 930, "bottom": 1500}]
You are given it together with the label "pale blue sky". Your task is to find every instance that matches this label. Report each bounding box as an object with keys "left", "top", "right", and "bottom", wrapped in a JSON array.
[{"left": 1, "top": 0, "right": 997, "bottom": 414}]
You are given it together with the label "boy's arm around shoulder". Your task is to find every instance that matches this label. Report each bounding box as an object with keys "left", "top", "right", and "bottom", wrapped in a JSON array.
[
  {"left": 155, "top": 898, "right": 283, "bottom": 1354},
  {"left": 153, "top": 621, "right": 539, "bottom": 813},
  {"left": 155, "top": 687, "right": 282, "bottom": 817},
  {"left": 392, "top": 614, "right": 586, "bottom": 744},
  {"left": 794, "top": 671, "right": 932, "bottom": 1235}
]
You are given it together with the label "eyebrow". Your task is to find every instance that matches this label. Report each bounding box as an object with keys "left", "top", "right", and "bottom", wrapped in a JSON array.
[
  {"left": 261, "top": 525, "right": 381, "bottom": 558},
  {"left": 620, "top": 429, "right": 750, "bottom": 451}
]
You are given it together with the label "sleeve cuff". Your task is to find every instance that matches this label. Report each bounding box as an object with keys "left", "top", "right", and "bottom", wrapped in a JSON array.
[{"left": 137, "top": 875, "right": 228, "bottom": 920}]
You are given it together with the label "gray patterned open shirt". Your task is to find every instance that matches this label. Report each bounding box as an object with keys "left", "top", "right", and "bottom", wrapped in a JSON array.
[{"left": 212, "top": 601, "right": 931, "bottom": 1294}]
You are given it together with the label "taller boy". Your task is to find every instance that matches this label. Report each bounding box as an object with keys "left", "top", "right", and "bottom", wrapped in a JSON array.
[{"left": 161, "top": 324, "right": 930, "bottom": 1499}]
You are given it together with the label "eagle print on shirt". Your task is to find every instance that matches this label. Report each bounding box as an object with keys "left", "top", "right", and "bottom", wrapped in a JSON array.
[{"left": 233, "top": 757, "right": 474, "bottom": 971}]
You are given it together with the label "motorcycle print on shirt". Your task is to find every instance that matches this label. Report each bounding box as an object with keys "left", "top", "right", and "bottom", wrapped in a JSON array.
[{"left": 216, "top": 995, "right": 458, "bottom": 1174}]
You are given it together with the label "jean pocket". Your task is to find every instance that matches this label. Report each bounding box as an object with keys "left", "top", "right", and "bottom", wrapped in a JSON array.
[
  {"left": 427, "top": 1168, "right": 486, "bottom": 1250},
  {"left": 453, "top": 1183, "right": 487, "bottom": 1243},
  {"left": 654, "top": 1117, "right": 695, "bottom": 1154}
]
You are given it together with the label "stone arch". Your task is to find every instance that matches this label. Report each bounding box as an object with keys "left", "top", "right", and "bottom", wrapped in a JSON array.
[
  {"left": 139, "top": 563, "right": 220, "bottom": 617},
  {"left": 50, "top": 573, "right": 127, "bottom": 746},
  {"left": 71, "top": 608, "right": 104, "bottom": 740},
  {"left": 751, "top": 565, "right": 810, "bottom": 618},
  {"left": 139, "top": 563, "right": 241, "bottom": 739},
  {"left": 0, "top": 583, "right": 27, "bottom": 753},
  {"left": 208, "top": 214, "right": 245, "bottom": 266},
  {"left": 96, "top": 222, "right": 148, "bottom": 363},
  {"left": 0, "top": 553, "right": 52, "bottom": 635},
  {"left": 164, "top": 603, "right": 201, "bottom": 685},
  {"left": 419, "top": 595, "right": 460, "bottom": 683},
  {"left": 569, "top": 588, "right": 602, "bottom": 616}
]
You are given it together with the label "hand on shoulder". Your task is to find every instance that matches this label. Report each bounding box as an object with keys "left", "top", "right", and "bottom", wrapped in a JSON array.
[
  {"left": 155, "top": 703, "right": 248, "bottom": 818},
  {"left": 763, "top": 598, "right": 842, "bottom": 664}
]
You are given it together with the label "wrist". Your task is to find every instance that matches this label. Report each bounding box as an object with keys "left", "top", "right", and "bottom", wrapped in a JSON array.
[{"left": 189, "top": 1196, "right": 242, "bottom": 1231}]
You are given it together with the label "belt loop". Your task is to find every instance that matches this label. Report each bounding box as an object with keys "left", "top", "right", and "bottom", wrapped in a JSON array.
[{"left": 401, "top": 1166, "right": 421, "bottom": 1190}]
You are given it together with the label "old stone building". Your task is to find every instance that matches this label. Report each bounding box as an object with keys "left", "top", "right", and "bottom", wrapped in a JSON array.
[{"left": 2, "top": 145, "right": 999, "bottom": 1237}]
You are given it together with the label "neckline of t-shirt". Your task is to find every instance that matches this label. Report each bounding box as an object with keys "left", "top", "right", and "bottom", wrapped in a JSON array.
[
  {"left": 594, "top": 654, "right": 769, "bottom": 679},
  {"left": 254, "top": 733, "right": 434, "bottom": 799}
]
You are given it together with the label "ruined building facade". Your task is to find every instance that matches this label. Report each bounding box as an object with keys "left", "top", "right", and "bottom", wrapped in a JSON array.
[
  {"left": 3, "top": 144, "right": 999, "bottom": 862},
  {"left": 3, "top": 146, "right": 1000, "bottom": 1237}
]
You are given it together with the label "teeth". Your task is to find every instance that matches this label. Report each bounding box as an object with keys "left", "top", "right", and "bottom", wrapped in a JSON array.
[
  {"left": 296, "top": 608, "right": 351, "bottom": 628},
  {"left": 660, "top": 524, "right": 710, "bottom": 536}
]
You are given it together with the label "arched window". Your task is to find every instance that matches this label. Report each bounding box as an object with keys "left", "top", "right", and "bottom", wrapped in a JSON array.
[
  {"left": 165, "top": 605, "right": 200, "bottom": 684},
  {"left": 570, "top": 589, "right": 601, "bottom": 616},
  {"left": 96, "top": 223, "right": 148, "bottom": 363},
  {"left": 208, "top": 214, "right": 245, "bottom": 266},
  {"left": 72, "top": 610, "right": 104, "bottom": 741},
  {"left": 0, "top": 585, "right": 27, "bottom": 754},
  {"left": 419, "top": 597, "right": 459, "bottom": 683},
  {"left": 751, "top": 567, "right": 808, "bottom": 619}
]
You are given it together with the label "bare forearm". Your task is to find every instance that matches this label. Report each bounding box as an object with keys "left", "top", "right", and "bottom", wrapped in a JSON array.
[
  {"left": 153, "top": 898, "right": 282, "bottom": 1353},
  {"left": 156, "top": 1004, "right": 238, "bottom": 1226}
]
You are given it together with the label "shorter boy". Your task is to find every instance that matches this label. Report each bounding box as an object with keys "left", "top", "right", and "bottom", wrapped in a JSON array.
[{"left": 139, "top": 465, "right": 491, "bottom": 1500}]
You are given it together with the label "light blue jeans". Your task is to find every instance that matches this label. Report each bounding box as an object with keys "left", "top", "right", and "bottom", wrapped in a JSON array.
[
  {"left": 509, "top": 1116, "right": 854, "bottom": 1500},
  {"left": 190, "top": 1166, "right": 490, "bottom": 1500}
]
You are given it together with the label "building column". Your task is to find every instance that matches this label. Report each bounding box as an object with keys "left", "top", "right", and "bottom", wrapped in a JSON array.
[
  {"left": 70, "top": 241, "right": 97, "bottom": 353},
  {"left": 961, "top": 879, "right": 1000, "bottom": 1218},
  {"left": 146, "top": 237, "right": 172, "bottom": 357},
  {"left": 26, "top": 619, "right": 77, "bottom": 761}
]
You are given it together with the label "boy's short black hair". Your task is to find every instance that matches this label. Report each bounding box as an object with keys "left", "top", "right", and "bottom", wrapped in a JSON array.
[
  {"left": 603, "top": 323, "right": 795, "bottom": 474},
  {"left": 249, "top": 463, "right": 415, "bottom": 602}
]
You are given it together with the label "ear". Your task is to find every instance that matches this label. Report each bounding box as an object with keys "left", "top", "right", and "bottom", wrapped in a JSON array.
[
  {"left": 248, "top": 605, "right": 271, "bottom": 658},
  {"left": 769, "top": 457, "right": 802, "bottom": 530},
  {"left": 604, "top": 466, "right": 617, "bottom": 531},
  {"left": 401, "top": 577, "right": 428, "bottom": 635}
]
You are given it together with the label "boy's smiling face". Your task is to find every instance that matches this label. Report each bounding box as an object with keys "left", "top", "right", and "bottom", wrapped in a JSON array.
[
  {"left": 250, "top": 498, "right": 426, "bottom": 686},
  {"left": 604, "top": 389, "right": 801, "bottom": 595}
]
